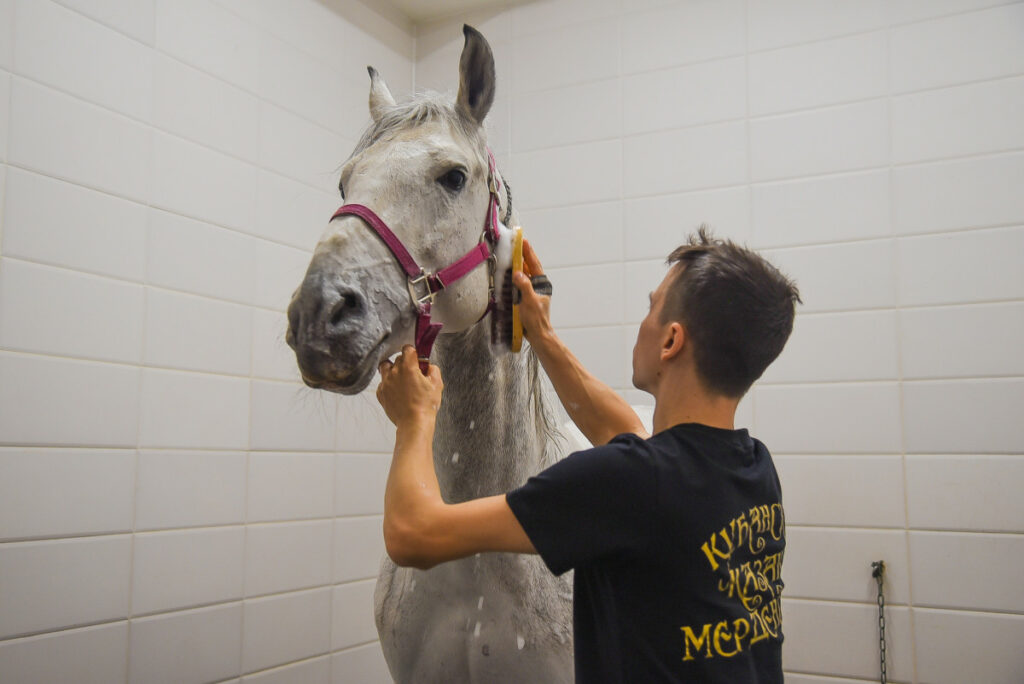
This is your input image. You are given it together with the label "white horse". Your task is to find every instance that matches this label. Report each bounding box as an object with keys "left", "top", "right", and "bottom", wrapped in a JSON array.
[{"left": 286, "top": 26, "right": 573, "bottom": 683}]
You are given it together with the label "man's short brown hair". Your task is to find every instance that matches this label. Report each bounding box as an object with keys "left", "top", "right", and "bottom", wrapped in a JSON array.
[{"left": 662, "top": 227, "right": 801, "bottom": 398}]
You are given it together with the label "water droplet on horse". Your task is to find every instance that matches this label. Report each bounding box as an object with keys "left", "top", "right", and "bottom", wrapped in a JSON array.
[
  {"left": 474, "top": 621, "right": 481, "bottom": 637},
  {"left": 477, "top": 596, "right": 484, "bottom": 610},
  {"left": 410, "top": 579, "right": 416, "bottom": 591},
  {"left": 451, "top": 451, "right": 460, "bottom": 464},
  {"left": 517, "top": 635, "right": 525, "bottom": 650},
  {"left": 469, "top": 420, "right": 475, "bottom": 430}
]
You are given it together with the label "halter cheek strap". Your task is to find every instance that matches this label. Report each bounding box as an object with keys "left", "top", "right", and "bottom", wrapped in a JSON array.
[{"left": 331, "top": 149, "right": 506, "bottom": 373}]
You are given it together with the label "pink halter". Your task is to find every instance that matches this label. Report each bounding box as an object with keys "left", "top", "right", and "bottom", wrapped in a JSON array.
[{"left": 331, "top": 150, "right": 504, "bottom": 373}]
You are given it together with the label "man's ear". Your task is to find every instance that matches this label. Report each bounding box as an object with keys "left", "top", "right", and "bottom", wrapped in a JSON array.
[{"left": 661, "top": 322, "right": 686, "bottom": 361}]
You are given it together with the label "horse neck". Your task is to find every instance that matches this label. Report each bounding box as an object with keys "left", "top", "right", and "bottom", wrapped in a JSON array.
[{"left": 432, "top": 325, "right": 549, "bottom": 503}]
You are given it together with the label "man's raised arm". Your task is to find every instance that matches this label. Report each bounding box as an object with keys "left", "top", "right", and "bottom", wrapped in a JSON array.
[{"left": 515, "top": 241, "right": 649, "bottom": 446}]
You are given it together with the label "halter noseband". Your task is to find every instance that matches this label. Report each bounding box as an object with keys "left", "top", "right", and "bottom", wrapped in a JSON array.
[{"left": 330, "top": 149, "right": 506, "bottom": 373}]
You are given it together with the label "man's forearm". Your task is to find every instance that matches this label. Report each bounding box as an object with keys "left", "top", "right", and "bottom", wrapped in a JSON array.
[
  {"left": 382, "top": 415, "right": 444, "bottom": 567},
  {"left": 530, "top": 331, "right": 647, "bottom": 445}
]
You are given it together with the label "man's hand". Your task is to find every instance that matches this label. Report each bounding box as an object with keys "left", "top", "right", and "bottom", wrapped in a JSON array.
[
  {"left": 513, "top": 240, "right": 554, "bottom": 344},
  {"left": 376, "top": 345, "right": 444, "bottom": 427}
]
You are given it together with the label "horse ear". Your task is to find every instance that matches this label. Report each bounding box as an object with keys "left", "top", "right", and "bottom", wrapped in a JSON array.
[
  {"left": 456, "top": 25, "right": 495, "bottom": 125},
  {"left": 368, "top": 66, "right": 396, "bottom": 123}
]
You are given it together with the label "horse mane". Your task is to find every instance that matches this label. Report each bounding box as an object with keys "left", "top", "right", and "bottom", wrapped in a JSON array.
[{"left": 347, "top": 89, "right": 564, "bottom": 464}]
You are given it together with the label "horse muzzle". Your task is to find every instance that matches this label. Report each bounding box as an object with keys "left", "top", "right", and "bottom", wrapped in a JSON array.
[{"left": 286, "top": 266, "right": 395, "bottom": 394}]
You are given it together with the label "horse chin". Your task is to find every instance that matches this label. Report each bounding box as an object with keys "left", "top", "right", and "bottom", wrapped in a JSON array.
[{"left": 299, "top": 336, "right": 391, "bottom": 396}]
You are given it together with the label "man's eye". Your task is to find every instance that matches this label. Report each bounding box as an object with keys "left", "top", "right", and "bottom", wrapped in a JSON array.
[{"left": 438, "top": 168, "right": 466, "bottom": 192}]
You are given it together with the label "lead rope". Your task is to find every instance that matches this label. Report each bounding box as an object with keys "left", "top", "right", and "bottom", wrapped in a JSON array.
[{"left": 871, "top": 560, "right": 887, "bottom": 684}]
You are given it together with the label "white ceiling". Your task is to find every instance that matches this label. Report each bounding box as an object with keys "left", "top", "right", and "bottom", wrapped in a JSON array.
[{"left": 381, "top": 0, "right": 524, "bottom": 24}]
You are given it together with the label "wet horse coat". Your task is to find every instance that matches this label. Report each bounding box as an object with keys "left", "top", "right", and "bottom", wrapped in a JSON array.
[{"left": 286, "top": 26, "right": 574, "bottom": 683}]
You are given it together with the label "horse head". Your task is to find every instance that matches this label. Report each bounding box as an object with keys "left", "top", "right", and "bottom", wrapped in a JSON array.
[{"left": 287, "top": 26, "right": 506, "bottom": 394}]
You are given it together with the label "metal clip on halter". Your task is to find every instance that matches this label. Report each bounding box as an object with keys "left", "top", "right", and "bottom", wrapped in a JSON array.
[{"left": 407, "top": 271, "right": 438, "bottom": 309}]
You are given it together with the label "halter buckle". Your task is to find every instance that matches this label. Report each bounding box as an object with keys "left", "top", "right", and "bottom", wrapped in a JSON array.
[{"left": 408, "top": 271, "right": 438, "bottom": 308}]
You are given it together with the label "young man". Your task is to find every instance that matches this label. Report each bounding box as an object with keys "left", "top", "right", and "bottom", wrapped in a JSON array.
[{"left": 376, "top": 228, "right": 801, "bottom": 682}]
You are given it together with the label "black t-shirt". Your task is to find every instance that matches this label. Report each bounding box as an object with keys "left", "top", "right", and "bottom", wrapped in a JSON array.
[{"left": 506, "top": 423, "right": 785, "bottom": 683}]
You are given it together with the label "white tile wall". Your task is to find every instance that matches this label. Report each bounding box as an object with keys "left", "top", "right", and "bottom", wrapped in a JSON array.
[
  {"left": 258, "top": 103, "right": 348, "bottom": 194},
  {"left": 14, "top": 0, "right": 153, "bottom": 121},
  {"left": 331, "top": 580, "right": 377, "bottom": 650},
  {"left": 0, "top": 66, "right": 11, "bottom": 160},
  {"left": 0, "top": 0, "right": 15, "bottom": 69},
  {"left": 513, "top": 139, "right": 621, "bottom": 210},
  {"left": 330, "top": 643, "right": 391, "bottom": 684},
  {"left": 151, "top": 131, "right": 257, "bottom": 232},
  {"left": 251, "top": 307, "right": 300, "bottom": 381},
  {"left": 892, "top": 152, "right": 1024, "bottom": 235},
  {"left": 781, "top": 599, "right": 913, "bottom": 681},
  {"left": 153, "top": 54, "right": 259, "bottom": 163},
  {"left": 335, "top": 455, "right": 390, "bottom": 517},
  {"left": 248, "top": 452, "right": 335, "bottom": 522},
  {"left": 154, "top": 0, "right": 261, "bottom": 94},
  {"left": 135, "top": 450, "right": 247, "bottom": 530},
  {"left": 511, "top": 19, "right": 619, "bottom": 94},
  {"left": 9, "top": 78, "right": 152, "bottom": 202},
  {"left": 747, "top": 0, "right": 888, "bottom": 52},
  {"left": 891, "top": 76, "right": 1024, "bottom": 164},
  {"left": 897, "top": 225, "right": 1024, "bottom": 306},
  {"left": 334, "top": 517, "right": 385, "bottom": 583},
  {"left": 0, "top": 1, "right": 414, "bottom": 681},
  {"left": 242, "top": 588, "right": 332, "bottom": 674},
  {"left": 774, "top": 455, "right": 907, "bottom": 528},
  {"left": 250, "top": 381, "right": 338, "bottom": 452},
  {"left": 623, "top": 57, "right": 746, "bottom": 136},
  {"left": 4, "top": 1, "right": 1024, "bottom": 681},
  {"left": 900, "top": 302, "right": 1024, "bottom": 379},
  {"left": 750, "top": 100, "right": 889, "bottom": 181},
  {"left": 890, "top": 3, "right": 1024, "bottom": 93},
  {"left": 761, "top": 310, "right": 899, "bottom": 384},
  {"left": 0, "top": 622, "right": 128, "bottom": 684},
  {"left": 906, "top": 455, "right": 1024, "bottom": 532},
  {"left": 521, "top": 201, "right": 623, "bottom": 268},
  {"left": 913, "top": 608, "right": 1024, "bottom": 684},
  {"left": 54, "top": 0, "right": 155, "bottom": 44},
  {"left": 748, "top": 32, "right": 888, "bottom": 116},
  {"left": 131, "top": 526, "right": 245, "bottom": 615},
  {"left": 0, "top": 352, "right": 141, "bottom": 446},
  {"left": 751, "top": 170, "right": 891, "bottom": 248},
  {"left": 624, "top": 121, "right": 747, "bottom": 196},
  {"left": 784, "top": 527, "right": 910, "bottom": 603},
  {"left": 547, "top": 263, "right": 623, "bottom": 328},
  {"left": 0, "top": 258, "right": 144, "bottom": 363},
  {"left": 910, "top": 531, "right": 1024, "bottom": 612},
  {"left": 903, "top": 378, "right": 1024, "bottom": 453},
  {"left": 244, "top": 520, "right": 333, "bottom": 597},
  {"left": 762, "top": 239, "right": 897, "bottom": 313},
  {"left": 0, "top": 448, "right": 135, "bottom": 540},
  {"left": 622, "top": 0, "right": 745, "bottom": 73},
  {"left": 129, "top": 603, "right": 242, "bottom": 684},
  {"left": 0, "top": 535, "right": 132, "bottom": 638},
  {"left": 243, "top": 655, "right": 330, "bottom": 684},
  {"left": 143, "top": 288, "right": 252, "bottom": 376},
  {"left": 513, "top": 78, "right": 620, "bottom": 152},
  {"left": 2, "top": 168, "right": 147, "bottom": 281},
  {"left": 754, "top": 383, "right": 903, "bottom": 454},
  {"left": 138, "top": 369, "right": 250, "bottom": 449}
]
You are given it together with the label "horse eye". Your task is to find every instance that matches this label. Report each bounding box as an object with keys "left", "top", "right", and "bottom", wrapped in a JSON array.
[
  {"left": 338, "top": 179, "right": 345, "bottom": 199},
  {"left": 438, "top": 168, "right": 466, "bottom": 192}
]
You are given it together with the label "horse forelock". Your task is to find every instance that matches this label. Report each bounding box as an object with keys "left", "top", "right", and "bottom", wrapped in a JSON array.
[{"left": 350, "top": 91, "right": 487, "bottom": 164}]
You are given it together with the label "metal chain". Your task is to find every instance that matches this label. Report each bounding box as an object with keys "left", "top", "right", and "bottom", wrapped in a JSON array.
[{"left": 871, "top": 560, "right": 887, "bottom": 684}]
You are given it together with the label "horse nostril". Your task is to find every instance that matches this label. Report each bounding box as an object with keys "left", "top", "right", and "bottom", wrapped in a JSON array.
[
  {"left": 327, "top": 291, "right": 364, "bottom": 329},
  {"left": 286, "top": 303, "right": 301, "bottom": 346}
]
